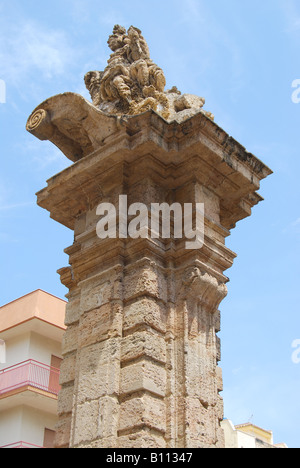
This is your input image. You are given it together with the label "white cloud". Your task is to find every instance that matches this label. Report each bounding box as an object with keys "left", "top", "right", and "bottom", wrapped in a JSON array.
[
  {"left": 16, "top": 135, "right": 71, "bottom": 173},
  {"left": 0, "top": 175, "right": 34, "bottom": 216},
  {"left": 292, "top": 218, "right": 300, "bottom": 226},
  {"left": 173, "top": 0, "right": 246, "bottom": 101},
  {"left": 0, "top": 201, "right": 34, "bottom": 212},
  {"left": 0, "top": 18, "right": 75, "bottom": 93},
  {"left": 0, "top": 232, "right": 19, "bottom": 243},
  {"left": 65, "top": 0, "right": 92, "bottom": 23},
  {"left": 280, "top": 0, "right": 300, "bottom": 35},
  {"left": 282, "top": 217, "right": 300, "bottom": 235}
]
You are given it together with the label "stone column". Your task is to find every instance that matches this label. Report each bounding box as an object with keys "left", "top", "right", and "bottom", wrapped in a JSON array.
[{"left": 27, "top": 94, "right": 271, "bottom": 448}]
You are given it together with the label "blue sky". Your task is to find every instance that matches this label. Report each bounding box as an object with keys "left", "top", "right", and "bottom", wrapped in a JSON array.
[{"left": 0, "top": 0, "right": 299, "bottom": 448}]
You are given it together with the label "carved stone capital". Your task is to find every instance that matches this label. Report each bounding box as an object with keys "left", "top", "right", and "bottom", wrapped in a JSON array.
[{"left": 181, "top": 266, "right": 227, "bottom": 312}]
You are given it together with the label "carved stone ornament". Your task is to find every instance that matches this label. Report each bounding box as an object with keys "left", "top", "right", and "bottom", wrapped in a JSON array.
[
  {"left": 26, "top": 26, "right": 218, "bottom": 163},
  {"left": 181, "top": 266, "right": 228, "bottom": 312},
  {"left": 84, "top": 25, "right": 214, "bottom": 122}
]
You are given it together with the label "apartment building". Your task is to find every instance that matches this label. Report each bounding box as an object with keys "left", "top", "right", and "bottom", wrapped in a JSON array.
[
  {"left": 0, "top": 290, "right": 66, "bottom": 448},
  {"left": 221, "top": 419, "right": 288, "bottom": 449}
]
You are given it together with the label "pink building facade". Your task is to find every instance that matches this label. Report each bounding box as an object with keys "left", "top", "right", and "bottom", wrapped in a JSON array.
[{"left": 0, "top": 290, "right": 66, "bottom": 448}]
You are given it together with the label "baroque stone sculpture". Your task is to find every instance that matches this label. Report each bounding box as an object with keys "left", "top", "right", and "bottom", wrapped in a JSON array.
[
  {"left": 26, "top": 25, "right": 272, "bottom": 448},
  {"left": 84, "top": 25, "right": 213, "bottom": 122}
]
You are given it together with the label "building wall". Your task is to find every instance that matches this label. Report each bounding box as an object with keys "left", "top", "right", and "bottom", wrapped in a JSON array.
[
  {"left": 0, "top": 290, "right": 66, "bottom": 448},
  {"left": 236, "top": 430, "right": 256, "bottom": 449},
  {"left": 28, "top": 332, "right": 62, "bottom": 367},
  {"left": 0, "top": 407, "right": 23, "bottom": 447},
  {"left": 0, "top": 406, "right": 57, "bottom": 447},
  {"left": 0, "top": 290, "right": 66, "bottom": 332},
  {"left": 0, "top": 329, "right": 62, "bottom": 447},
  {"left": 221, "top": 419, "right": 285, "bottom": 449},
  {"left": 0, "top": 331, "right": 62, "bottom": 371},
  {"left": 0, "top": 333, "right": 31, "bottom": 370},
  {"left": 20, "top": 406, "right": 57, "bottom": 447},
  {"left": 222, "top": 419, "right": 258, "bottom": 448},
  {"left": 0, "top": 340, "right": 5, "bottom": 364},
  {"left": 221, "top": 420, "right": 239, "bottom": 448}
]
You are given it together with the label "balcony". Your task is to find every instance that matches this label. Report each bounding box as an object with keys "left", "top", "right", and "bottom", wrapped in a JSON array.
[
  {"left": 1, "top": 441, "right": 44, "bottom": 448},
  {"left": 0, "top": 360, "right": 60, "bottom": 398}
]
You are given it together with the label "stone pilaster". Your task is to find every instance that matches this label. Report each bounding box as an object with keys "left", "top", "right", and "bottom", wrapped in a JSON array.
[{"left": 27, "top": 93, "right": 272, "bottom": 448}]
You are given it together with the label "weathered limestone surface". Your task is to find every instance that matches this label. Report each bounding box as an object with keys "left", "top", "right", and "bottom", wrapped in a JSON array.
[{"left": 26, "top": 26, "right": 272, "bottom": 449}]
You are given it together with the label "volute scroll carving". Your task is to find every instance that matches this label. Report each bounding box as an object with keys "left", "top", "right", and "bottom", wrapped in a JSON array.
[{"left": 26, "top": 108, "right": 54, "bottom": 140}]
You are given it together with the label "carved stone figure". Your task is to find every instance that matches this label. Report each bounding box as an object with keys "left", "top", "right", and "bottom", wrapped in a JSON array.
[{"left": 85, "top": 25, "right": 214, "bottom": 122}]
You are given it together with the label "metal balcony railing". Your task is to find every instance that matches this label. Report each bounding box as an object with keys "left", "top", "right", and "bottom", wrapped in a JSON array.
[
  {"left": 0, "top": 360, "right": 60, "bottom": 397},
  {"left": 0, "top": 441, "right": 44, "bottom": 448}
]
